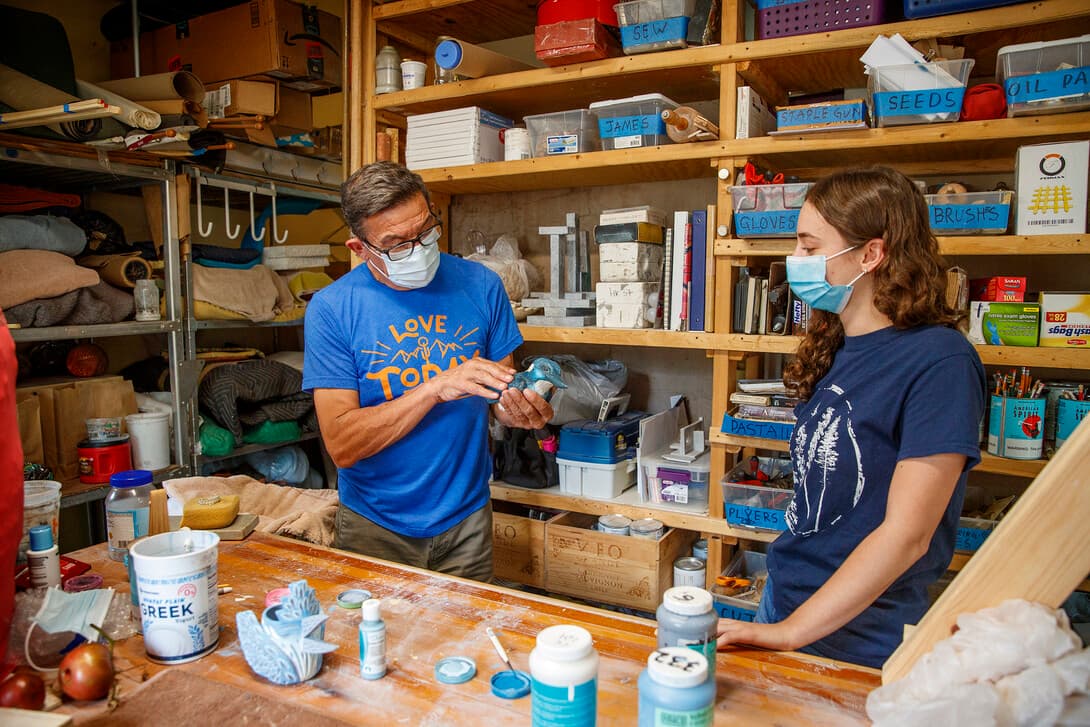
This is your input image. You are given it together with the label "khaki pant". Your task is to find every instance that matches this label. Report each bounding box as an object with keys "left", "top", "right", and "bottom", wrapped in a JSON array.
[{"left": 334, "top": 502, "right": 494, "bottom": 583}]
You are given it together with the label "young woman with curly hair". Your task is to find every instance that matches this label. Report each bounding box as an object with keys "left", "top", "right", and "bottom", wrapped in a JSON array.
[{"left": 716, "top": 167, "right": 987, "bottom": 668}]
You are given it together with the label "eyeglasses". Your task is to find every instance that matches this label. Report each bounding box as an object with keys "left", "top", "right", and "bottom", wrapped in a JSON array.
[{"left": 362, "top": 216, "right": 443, "bottom": 262}]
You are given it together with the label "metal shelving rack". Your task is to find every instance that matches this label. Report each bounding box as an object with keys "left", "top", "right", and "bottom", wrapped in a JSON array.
[{"left": 2, "top": 134, "right": 192, "bottom": 505}]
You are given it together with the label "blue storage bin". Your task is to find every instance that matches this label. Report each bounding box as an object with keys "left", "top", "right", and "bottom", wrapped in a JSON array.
[
  {"left": 558, "top": 411, "right": 646, "bottom": 464},
  {"left": 903, "top": 0, "right": 1023, "bottom": 19}
]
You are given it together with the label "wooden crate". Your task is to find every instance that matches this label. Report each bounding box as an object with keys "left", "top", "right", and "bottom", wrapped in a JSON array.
[
  {"left": 492, "top": 504, "right": 558, "bottom": 589},
  {"left": 544, "top": 512, "right": 697, "bottom": 611}
]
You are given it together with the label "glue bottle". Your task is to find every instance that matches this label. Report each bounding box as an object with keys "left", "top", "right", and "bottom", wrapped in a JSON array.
[
  {"left": 27, "top": 524, "right": 60, "bottom": 588},
  {"left": 359, "top": 598, "right": 387, "bottom": 679}
]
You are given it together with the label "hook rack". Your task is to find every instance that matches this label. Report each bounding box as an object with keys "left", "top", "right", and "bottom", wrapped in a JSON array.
[
  {"left": 223, "top": 187, "right": 241, "bottom": 239},
  {"left": 249, "top": 191, "right": 267, "bottom": 242},
  {"left": 269, "top": 183, "right": 289, "bottom": 245},
  {"left": 194, "top": 171, "right": 213, "bottom": 238}
]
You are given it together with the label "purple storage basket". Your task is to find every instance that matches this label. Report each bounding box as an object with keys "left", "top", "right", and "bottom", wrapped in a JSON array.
[{"left": 755, "top": 0, "right": 888, "bottom": 39}]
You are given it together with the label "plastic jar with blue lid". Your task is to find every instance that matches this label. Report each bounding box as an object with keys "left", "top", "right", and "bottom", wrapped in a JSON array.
[
  {"left": 638, "top": 647, "right": 715, "bottom": 727},
  {"left": 105, "top": 470, "right": 153, "bottom": 562},
  {"left": 656, "top": 586, "right": 718, "bottom": 677}
]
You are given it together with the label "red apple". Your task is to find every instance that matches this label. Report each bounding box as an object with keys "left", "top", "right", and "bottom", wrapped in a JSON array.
[
  {"left": 57, "top": 642, "right": 115, "bottom": 701},
  {"left": 0, "top": 670, "right": 46, "bottom": 710}
]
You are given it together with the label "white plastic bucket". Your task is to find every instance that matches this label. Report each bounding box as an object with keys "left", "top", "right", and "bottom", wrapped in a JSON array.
[
  {"left": 21, "top": 481, "right": 61, "bottom": 565},
  {"left": 130, "top": 530, "right": 220, "bottom": 664},
  {"left": 126, "top": 412, "right": 171, "bottom": 471}
]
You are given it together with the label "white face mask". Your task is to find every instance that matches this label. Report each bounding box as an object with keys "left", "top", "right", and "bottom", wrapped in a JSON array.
[{"left": 368, "top": 227, "right": 441, "bottom": 289}]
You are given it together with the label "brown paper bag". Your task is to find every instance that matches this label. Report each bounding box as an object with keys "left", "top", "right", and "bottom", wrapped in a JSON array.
[
  {"left": 15, "top": 392, "right": 43, "bottom": 464},
  {"left": 52, "top": 378, "right": 138, "bottom": 481}
]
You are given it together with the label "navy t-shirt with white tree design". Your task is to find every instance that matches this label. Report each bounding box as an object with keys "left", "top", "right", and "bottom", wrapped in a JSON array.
[{"left": 767, "top": 324, "right": 986, "bottom": 668}]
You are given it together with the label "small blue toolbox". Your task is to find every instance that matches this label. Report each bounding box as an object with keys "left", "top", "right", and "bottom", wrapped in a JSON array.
[{"left": 558, "top": 411, "right": 646, "bottom": 464}]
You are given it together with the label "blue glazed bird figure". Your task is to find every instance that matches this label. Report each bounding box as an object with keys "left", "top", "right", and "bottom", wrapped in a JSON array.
[
  {"left": 510, "top": 357, "right": 567, "bottom": 402},
  {"left": 237, "top": 579, "right": 338, "bottom": 685}
]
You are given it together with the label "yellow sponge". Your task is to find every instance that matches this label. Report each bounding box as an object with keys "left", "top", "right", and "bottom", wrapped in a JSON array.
[{"left": 180, "top": 494, "right": 240, "bottom": 530}]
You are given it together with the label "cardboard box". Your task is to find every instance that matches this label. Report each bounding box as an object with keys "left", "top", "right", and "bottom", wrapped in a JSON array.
[
  {"left": 1038, "top": 292, "right": 1090, "bottom": 348},
  {"left": 110, "top": 0, "right": 342, "bottom": 90},
  {"left": 275, "top": 85, "right": 313, "bottom": 132},
  {"left": 967, "top": 301, "right": 1040, "bottom": 346},
  {"left": 969, "top": 276, "right": 1027, "bottom": 303},
  {"left": 774, "top": 99, "right": 868, "bottom": 133},
  {"left": 311, "top": 92, "right": 343, "bottom": 128},
  {"left": 736, "top": 86, "right": 776, "bottom": 139},
  {"left": 492, "top": 504, "right": 558, "bottom": 589},
  {"left": 543, "top": 511, "right": 695, "bottom": 610},
  {"left": 1016, "top": 141, "right": 1089, "bottom": 235},
  {"left": 205, "top": 80, "right": 278, "bottom": 119}
]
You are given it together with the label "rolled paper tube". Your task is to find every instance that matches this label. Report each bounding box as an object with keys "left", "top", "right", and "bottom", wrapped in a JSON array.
[
  {"left": 97, "top": 71, "right": 206, "bottom": 104},
  {"left": 0, "top": 64, "right": 122, "bottom": 140},
  {"left": 78, "top": 254, "right": 154, "bottom": 288},
  {"left": 76, "top": 79, "right": 161, "bottom": 130},
  {"left": 434, "top": 38, "right": 534, "bottom": 78}
]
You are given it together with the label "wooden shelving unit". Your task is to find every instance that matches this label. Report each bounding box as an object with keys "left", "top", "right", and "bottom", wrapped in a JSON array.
[{"left": 350, "top": 0, "right": 1090, "bottom": 588}]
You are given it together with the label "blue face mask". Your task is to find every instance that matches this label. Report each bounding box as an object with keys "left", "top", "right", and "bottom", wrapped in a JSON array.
[{"left": 785, "top": 246, "right": 867, "bottom": 314}]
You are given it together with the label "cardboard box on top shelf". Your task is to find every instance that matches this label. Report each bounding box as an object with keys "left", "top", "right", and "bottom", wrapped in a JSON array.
[
  {"left": 205, "top": 80, "right": 278, "bottom": 119},
  {"left": 311, "top": 92, "right": 343, "bottom": 128},
  {"left": 110, "top": 0, "right": 342, "bottom": 91}
]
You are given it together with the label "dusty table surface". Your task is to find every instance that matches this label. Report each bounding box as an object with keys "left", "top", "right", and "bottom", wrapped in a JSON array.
[{"left": 57, "top": 532, "right": 879, "bottom": 725}]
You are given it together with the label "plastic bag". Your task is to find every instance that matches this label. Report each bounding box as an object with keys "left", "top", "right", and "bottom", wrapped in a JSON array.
[
  {"left": 465, "top": 233, "right": 542, "bottom": 302},
  {"left": 530, "top": 354, "right": 627, "bottom": 425}
]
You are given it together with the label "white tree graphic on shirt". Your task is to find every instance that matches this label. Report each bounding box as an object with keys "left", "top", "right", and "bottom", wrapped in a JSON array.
[{"left": 786, "top": 388, "right": 866, "bottom": 536}]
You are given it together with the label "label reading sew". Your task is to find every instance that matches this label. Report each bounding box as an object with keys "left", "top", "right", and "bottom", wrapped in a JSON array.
[
  {"left": 724, "top": 504, "right": 787, "bottom": 531},
  {"left": 1004, "top": 66, "right": 1090, "bottom": 104},
  {"left": 928, "top": 203, "right": 1010, "bottom": 230},
  {"left": 599, "top": 113, "right": 666, "bottom": 140},
  {"left": 532, "top": 677, "right": 597, "bottom": 726},
  {"left": 654, "top": 704, "right": 715, "bottom": 727},
  {"left": 776, "top": 102, "right": 865, "bottom": 129},
  {"left": 620, "top": 17, "right": 688, "bottom": 50},
  {"left": 874, "top": 87, "right": 965, "bottom": 118},
  {"left": 733, "top": 210, "right": 800, "bottom": 237}
]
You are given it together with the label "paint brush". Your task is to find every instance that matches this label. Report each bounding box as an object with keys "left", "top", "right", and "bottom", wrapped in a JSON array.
[{"left": 486, "top": 627, "right": 514, "bottom": 673}]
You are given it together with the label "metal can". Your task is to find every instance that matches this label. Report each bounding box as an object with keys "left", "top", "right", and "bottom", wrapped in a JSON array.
[
  {"left": 691, "top": 539, "right": 708, "bottom": 561},
  {"left": 673, "top": 557, "right": 706, "bottom": 587},
  {"left": 630, "top": 517, "right": 664, "bottom": 540},
  {"left": 1045, "top": 382, "right": 1082, "bottom": 444},
  {"left": 598, "top": 513, "right": 632, "bottom": 536}
]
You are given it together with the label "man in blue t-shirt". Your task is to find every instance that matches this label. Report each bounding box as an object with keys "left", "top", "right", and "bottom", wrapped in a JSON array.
[{"left": 303, "top": 162, "right": 552, "bottom": 581}]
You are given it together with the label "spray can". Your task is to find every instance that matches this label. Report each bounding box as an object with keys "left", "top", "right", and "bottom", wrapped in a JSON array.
[
  {"left": 359, "top": 598, "right": 387, "bottom": 679},
  {"left": 27, "top": 524, "right": 60, "bottom": 588}
]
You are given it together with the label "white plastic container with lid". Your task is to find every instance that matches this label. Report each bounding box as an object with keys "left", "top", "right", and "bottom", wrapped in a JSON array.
[
  {"left": 530, "top": 624, "right": 599, "bottom": 726},
  {"left": 375, "top": 45, "right": 402, "bottom": 94},
  {"left": 105, "top": 469, "right": 153, "bottom": 562},
  {"left": 656, "top": 586, "right": 718, "bottom": 676},
  {"left": 638, "top": 647, "right": 715, "bottom": 727}
]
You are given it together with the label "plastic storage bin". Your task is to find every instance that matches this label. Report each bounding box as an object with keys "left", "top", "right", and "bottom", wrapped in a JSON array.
[
  {"left": 905, "top": 0, "right": 1027, "bottom": 20},
  {"left": 590, "top": 94, "right": 678, "bottom": 150},
  {"left": 728, "top": 183, "right": 813, "bottom": 238},
  {"left": 613, "top": 0, "right": 695, "bottom": 54},
  {"left": 524, "top": 108, "right": 599, "bottom": 156},
  {"left": 558, "top": 412, "right": 645, "bottom": 464},
  {"left": 712, "top": 550, "right": 767, "bottom": 621},
  {"left": 998, "top": 35, "right": 1090, "bottom": 117},
  {"left": 639, "top": 448, "right": 710, "bottom": 513},
  {"left": 956, "top": 515, "right": 997, "bottom": 552},
  {"left": 557, "top": 456, "right": 637, "bottom": 499},
  {"left": 925, "top": 190, "right": 1014, "bottom": 235},
  {"left": 868, "top": 58, "right": 975, "bottom": 127},
  {"left": 722, "top": 481, "right": 793, "bottom": 531},
  {"left": 755, "top": 0, "right": 889, "bottom": 40}
]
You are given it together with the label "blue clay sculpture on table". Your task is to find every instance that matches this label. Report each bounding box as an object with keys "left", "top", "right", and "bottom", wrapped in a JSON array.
[
  {"left": 510, "top": 358, "right": 567, "bottom": 402},
  {"left": 237, "top": 579, "right": 337, "bottom": 685}
]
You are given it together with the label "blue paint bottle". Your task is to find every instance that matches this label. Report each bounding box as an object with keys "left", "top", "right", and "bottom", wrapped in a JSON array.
[
  {"left": 359, "top": 599, "right": 386, "bottom": 679},
  {"left": 656, "top": 586, "right": 718, "bottom": 677},
  {"left": 638, "top": 647, "right": 715, "bottom": 727}
]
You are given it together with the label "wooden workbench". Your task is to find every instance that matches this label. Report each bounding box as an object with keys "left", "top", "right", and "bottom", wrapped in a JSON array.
[{"left": 60, "top": 533, "right": 878, "bottom": 724}]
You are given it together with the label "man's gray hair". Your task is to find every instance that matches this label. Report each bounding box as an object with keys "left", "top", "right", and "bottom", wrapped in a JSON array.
[{"left": 341, "top": 161, "right": 431, "bottom": 239}]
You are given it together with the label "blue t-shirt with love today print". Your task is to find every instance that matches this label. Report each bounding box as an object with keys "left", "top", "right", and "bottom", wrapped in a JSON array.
[
  {"left": 303, "top": 253, "right": 522, "bottom": 537},
  {"left": 767, "top": 324, "right": 986, "bottom": 669}
]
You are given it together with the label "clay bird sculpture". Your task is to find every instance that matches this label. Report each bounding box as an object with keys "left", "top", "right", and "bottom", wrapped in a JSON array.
[{"left": 237, "top": 579, "right": 337, "bottom": 685}]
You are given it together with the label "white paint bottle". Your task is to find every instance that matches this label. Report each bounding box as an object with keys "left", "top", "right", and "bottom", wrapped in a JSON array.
[
  {"left": 27, "top": 524, "right": 60, "bottom": 588},
  {"left": 530, "top": 624, "right": 599, "bottom": 726},
  {"left": 359, "top": 599, "right": 387, "bottom": 680}
]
